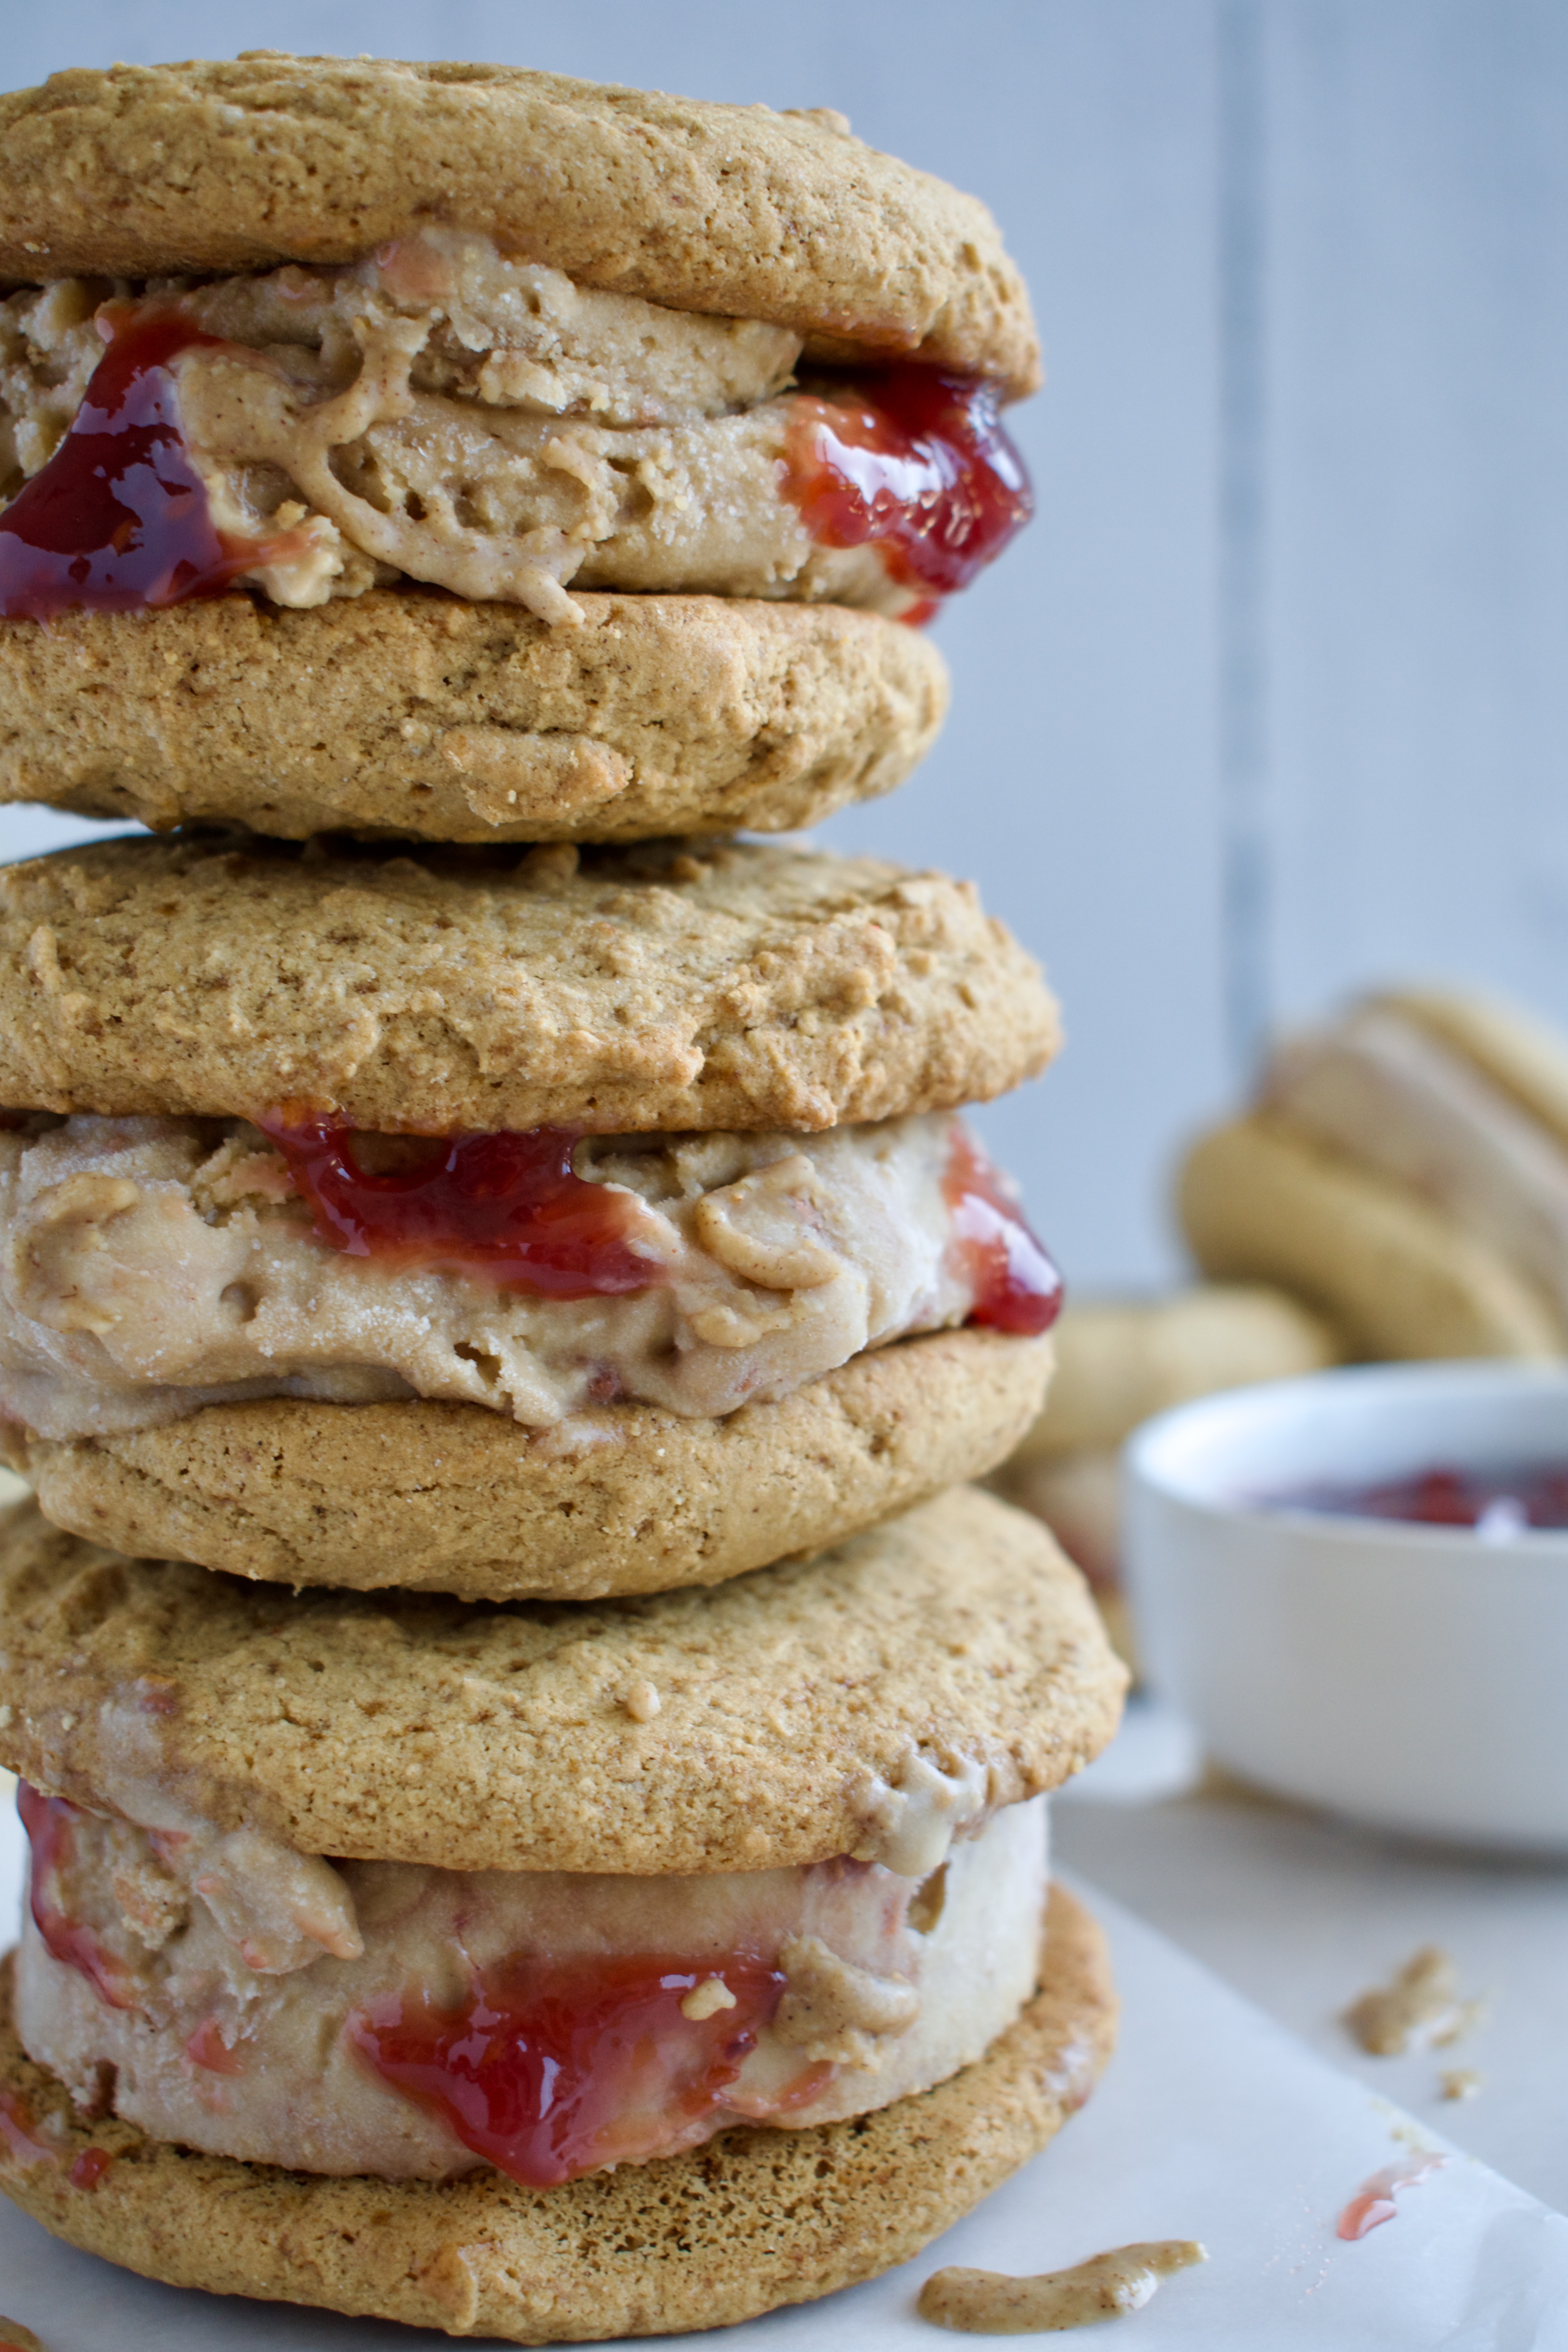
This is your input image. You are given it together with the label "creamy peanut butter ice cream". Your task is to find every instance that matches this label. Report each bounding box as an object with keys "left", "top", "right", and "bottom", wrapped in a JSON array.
[
  {"left": 15, "top": 1778, "right": 1048, "bottom": 2184},
  {"left": 0, "top": 226, "right": 1031, "bottom": 630},
  {"left": 1, "top": 238, "right": 929, "bottom": 624},
  {"left": 0, "top": 1108, "right": 1053, "bottom": 1440}
]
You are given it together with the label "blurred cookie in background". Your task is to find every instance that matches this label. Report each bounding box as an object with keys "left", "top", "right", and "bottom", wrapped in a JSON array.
[
  {"left": 1181, "top": 987, "right": 1568, "bottom": 1362},
  {"left": 988, "top": 1285, "right": 1342, "bottom": 1661}
]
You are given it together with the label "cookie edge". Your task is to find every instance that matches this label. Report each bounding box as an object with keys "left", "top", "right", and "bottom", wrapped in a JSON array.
[{"left": 14, "top": 1330, "right": 1053, "bottom": 1598}]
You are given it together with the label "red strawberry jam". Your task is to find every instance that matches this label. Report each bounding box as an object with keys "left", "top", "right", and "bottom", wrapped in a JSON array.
[
  {"left": 945, "top": 1129, "right": 1062, "bottom": 1336},
  {"left": 16, "top": 1784, "right": 136, "bottom": 2012},
  {"left": 261, "top": 1115, "right": 660, "bottom": 1298},
  {"left": 1269, "top": 1462, "right": 1568, "bottom": 1532},
  {"left": 349, "top": 1949, "right": 798, "bottom": 2186},
  {"left": 783, "top": 367, "right": 1032, "bottom": 611},
  {"left": 0, "top": 307, "right": 303, "bottom": 620},
  {"left": 0, "top": 2086, "right": 53, "bottom": 2169}
]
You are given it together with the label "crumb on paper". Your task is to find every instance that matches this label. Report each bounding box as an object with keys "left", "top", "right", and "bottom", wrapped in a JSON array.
[
  {"left": 1440, "top": 2067, "right": 1482, "bottom": 2102},
  {"left": 1343, "top": 1945, "right": 1482, "bottom": 2055},
  {"left": 916, "top": 2242, "right": 1207, "bottom": 2333},
  {"left": 0, "top": 2319, "right": 45, "bottom": 2352}
]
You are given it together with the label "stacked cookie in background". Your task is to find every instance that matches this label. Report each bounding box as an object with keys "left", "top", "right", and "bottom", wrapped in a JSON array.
[
  {"left": 0, "top": 55, "right": 1124, "bottom": 2341},
  {"left": 1182, "top": 986, "right": 1568, "bottom": 1363},
  {"left": 991, "top": 980, "right": 1568, "bottom": 1659}
]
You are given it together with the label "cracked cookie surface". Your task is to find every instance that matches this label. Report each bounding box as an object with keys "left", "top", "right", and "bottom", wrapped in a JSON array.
[
  {"left": 0, "top": 1485, "right": 1125, "bottom": 1876},
  {"left": 0, "top": 833, "right": 1057, "bottom": 1133}
]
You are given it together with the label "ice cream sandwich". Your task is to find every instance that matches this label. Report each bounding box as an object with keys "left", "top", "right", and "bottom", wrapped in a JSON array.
[
  {"left": 1181, "top": 988, "right": 1568, "bottom": 1361},
  {"left": 0, "top": 1485, "right": 1122, "bottom": 2339},
  {"left": 0, "top": 830, "right": 1061, "bottom": 1594},
  {"left": 0, "top": 54, "right": 1034, "bottom": 841}
]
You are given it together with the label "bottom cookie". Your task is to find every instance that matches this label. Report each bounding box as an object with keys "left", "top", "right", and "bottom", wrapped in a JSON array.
[
  {"left": 12, "top": 1328, "right": 1049, "bottom": 1600},
  {"left": 0, "top": 1885, "right": 1113, "bottom": 2344}
]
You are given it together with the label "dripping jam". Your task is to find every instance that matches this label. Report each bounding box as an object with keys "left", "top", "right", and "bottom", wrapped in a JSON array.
[
  {"left": 944, "top": 1129, "right": 1063, "bottom": 1336},
  {"left": 261, "top": 1116, "right": 660, "bottom": 1298},
  {"left": 783, "top": 366, "right": 1032, "bottom": 612},
  {"left": 16, "top": 1783, "right": 137, "bottom": 2012},
  {"left": 349, "top": 1948, "right": 800, "bottom": 2187},
  {"left": 0, "top": 306, "right": 302, "bottom": 621}
]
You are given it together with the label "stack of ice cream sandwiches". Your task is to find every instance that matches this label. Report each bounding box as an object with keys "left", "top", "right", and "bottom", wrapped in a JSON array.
[
  {"left": 1182, "top": 986, "right": 1568, "bottom": 1361},
  {"left": 0, "top": 54, "right": 1125, "bottom": 2340}
]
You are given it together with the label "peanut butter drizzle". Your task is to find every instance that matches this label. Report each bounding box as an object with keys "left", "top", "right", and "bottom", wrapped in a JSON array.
[
  {"left": 1343, "top": 1944, "right": 1483, "bottom": 2056},
  {"left": 1343, "top": 1945, "right": 1456, "bottom": 2054},
  {"left": 918, "top": 2241, "right": 1207, "bottom": 2333}
]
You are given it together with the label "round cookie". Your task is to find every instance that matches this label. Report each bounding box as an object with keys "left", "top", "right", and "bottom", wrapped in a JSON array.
[
  {"left": 0, "top": 1889, "right": 1111, "bottom": 2342},
  {"left": 1179, "top": 1114, "right": 1564, "bottom": 1360},
  {"left": 0, "top": 832, "right": 1055, "bottom": 1131},
  {"left": 0, "top": 56, "right": 1040, "bottom": 397},
  {"left": 11, "top": 1327, "right": 1050, "bottom": 1602},
  {"left": 1378, "top": 986, "right": 1568, "bottom": 1158},
  {"left": 0, "top": 592, "right": 949, "bottom": 846},
  {"left": 0, "top": 1486, "right": 1125, "bottom": 1876}
]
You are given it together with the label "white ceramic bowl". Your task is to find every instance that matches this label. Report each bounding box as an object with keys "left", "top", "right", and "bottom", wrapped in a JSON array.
[{"left": 1124, "top": 1361, "right": 1568, "bottom": 1850}]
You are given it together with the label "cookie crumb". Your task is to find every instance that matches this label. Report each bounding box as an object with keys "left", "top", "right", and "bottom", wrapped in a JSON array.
[
  {"left": 1440, "top": 2068, "right": 1482, "bottom": 2102},
  {"left": 918, "top": 2242, "right": 1206, "bottom": 2333},
  {"left": 680, "top": 1977, "right": 737, "bottom": 2022},
  {"left": 0, "top": 2318, "right": 45, "bottom": 2352},
  {"left": 1344, "top": 1946, "right": 1471, "bottom": 2055},
  {"left": 623, "top": 1680, "right": 661, "bottom": 1723}
]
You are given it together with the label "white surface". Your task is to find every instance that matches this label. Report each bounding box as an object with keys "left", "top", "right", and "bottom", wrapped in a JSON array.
[
  {"left": 1125, "top": 1364, "right": 1568, "bottom": 1848},
  {"left": 6, "top": 1871, "right": 1568, "bottom": 2347},
  {"left": 1058, "top": 1696, "right": 1568, "bottom": 2217}
]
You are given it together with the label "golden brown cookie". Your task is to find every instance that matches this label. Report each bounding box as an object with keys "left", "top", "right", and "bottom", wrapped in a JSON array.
[
  {"left": 1378, "top": 986, "right": 1568, "bottom": 1159},
  {"left": 1179, "top": 1114, "right": 1563, "bottom": 1359},
  {"left": 0, "top": 1889, "right": 1110, "bottom": 2342},
  {"left": 0, "top": 57, "right": 1038, "bottom": 396},
  {"left": 0, "top": 833, "right": 1056, "bottom": 1131},
  {"left": 12, "top": 1328, "right": 1050, "bottom": 1601},
  {"left": 0, "top": 592, "right": 948, "bottom": 845},
  {"left": 0, "top": 1486, "right": 1125, "bottom": 1875}
]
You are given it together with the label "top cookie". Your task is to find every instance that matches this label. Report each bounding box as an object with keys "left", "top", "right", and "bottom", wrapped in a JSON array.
[
  {"left": 0, "top": 1485, "right": 1124, "bottom": 1875},
  {"left": 0, "top": 54, "right": 1039, "bottom": 397},
  {"left": 0, "top": 832, "right": 1057, "bottom": 1131}
]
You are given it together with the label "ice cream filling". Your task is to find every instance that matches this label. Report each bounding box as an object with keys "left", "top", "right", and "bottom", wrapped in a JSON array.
[
  {"left": 0, "top": 231, "right": 1026, "bottom": 625},
  {"left": 0, "top": 1108, "right": 1056, "bottom": 1441},
  {"left": 13, "top": 1781, "right": 1049, "bottom": 2185},
  {"left": 1265, "top": 1000, "right": 1568, "bottom": 1335}
]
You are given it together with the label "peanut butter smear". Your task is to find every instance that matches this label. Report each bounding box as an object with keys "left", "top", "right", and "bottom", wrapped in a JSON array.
[
  {"left": 918, "top": 2242, "right": 1207, "bottom": 2334},
  {"left": 1343, "top": 1945, "right": 1481, "bottom": 2055}
]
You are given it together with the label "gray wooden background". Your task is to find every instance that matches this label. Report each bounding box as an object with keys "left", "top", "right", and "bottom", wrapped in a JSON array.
[{"left": 2, "top": 0, "right": 1560, "bottom": 1292}]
